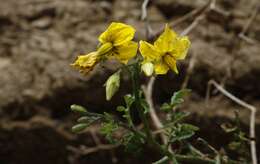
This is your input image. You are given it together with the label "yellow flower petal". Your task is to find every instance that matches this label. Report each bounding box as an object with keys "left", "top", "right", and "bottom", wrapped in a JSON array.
[
  {"left": 154, "top": 60, "right": 169, "bottom": 75},
  {"left": 97, "top": 42, "right": 113, "bottom": 55},
  {"left": 71, "top": 51, "right": 99, "bottom": 74},
  {"left": 98, "top": 22, "right": 135, "bottom": 46},
  {"left": 164, "top": 55, "right": 178, "bottom": 74},
  {"left": 139, "top": 40, "right": 161, "bottom": 61},
  {"left": 154, "top": 24, "right": 177, "bottom": 53},
  {"left": 113, "top": 41, "right": 138, "bottom": 64},
  {"left": 170, "top": 36, "right": 190, "bottom": 60}
]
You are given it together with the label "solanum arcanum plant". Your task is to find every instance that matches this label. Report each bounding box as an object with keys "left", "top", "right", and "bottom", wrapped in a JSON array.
[{"left": 70, "top": 22, "right": 246, "bottom": 164}]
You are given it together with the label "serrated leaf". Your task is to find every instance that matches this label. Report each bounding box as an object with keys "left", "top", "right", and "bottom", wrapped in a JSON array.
[
  {"left": 172, "top": 112, "right": 190, "bottom": 124},
  {"left": 164, "top": 112, "right": 190, "bottom": 128},
  {"left": 161, "top": 103, "right": 172, "bottom": 111},
  {"left": 171, "top": 89, "right": 191, "bottom": 102},
  {"left": 116, "top": 104, "right": 133, "bottom": 127},
  {"left": 103, "top": 112, "right": 114, "bottom": 121},
  {"left": 117, "top": 106, "right": 126, "bottom": 112},
  {"left": 100, "top": 114, "right": 119, "bottom": 143},
  {"left": 124, "top": 94, "right": 135, "bottom": 108},
  {"left": 140, "top": 99, "right": 149, "bottom": 114},
  {"left": 181, "top": 123, "right": 199, "bottom": 131},
  {"left": 170, "top": 89, "right": 191, "bottom": 106},
  {"left": 122, "top": 132, "right": 144, "bottom": 154},
  {"left": 170, "top": 124, "right": 199, "bottom": 143}
]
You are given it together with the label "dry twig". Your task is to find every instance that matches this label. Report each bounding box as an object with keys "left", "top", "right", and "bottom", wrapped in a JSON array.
[
  {"left": 149, "top": 0, "right": 219, "bottom": 40},
  {"left": 206, "top": 80, "right": 258, "bottom": 164},
  {"left": 238, "top": 5, "right": 259, "bottom": 44},
  {"left": 149, "top": 0, "right": 212, "bottom": 41},
  {"left": 181, "top": 53, "right": 197, "bottom": 89},
  {"left": 142, "top": 77, "right": 168, "bottom": 145},
  {"left": 67, "top": 144, "right": 120, "bottom": 156}
]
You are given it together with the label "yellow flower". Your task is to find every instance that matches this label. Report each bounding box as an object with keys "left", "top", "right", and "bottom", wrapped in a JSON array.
[
  {"left": 72, "top": 22, "right": 138, "bottom": 75},
  {"left": 71, "top": 52, "right": 99, "bottom": 75},
  {"left": 98, "top": 22, "right": 138, "bottom": 64},
  {"left": 139, "top": 24, "right": 190, "bottom": 75}
]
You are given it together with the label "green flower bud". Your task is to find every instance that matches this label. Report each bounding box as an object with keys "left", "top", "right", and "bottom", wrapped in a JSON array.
[
  {"left": 70, "top": 104, "right": 87, "bottom": 114},
  {"left": 104, "top": 71, "right": 120, "bottom": 101},
  {"left": 71, "top": 123, "right": 88, "bottom": 133},
  {"left": 77, "top": 116, "right": 89, "bottom": 123},
  {"left": 141, "top": 62, "right": 154, "bottom": 76}
]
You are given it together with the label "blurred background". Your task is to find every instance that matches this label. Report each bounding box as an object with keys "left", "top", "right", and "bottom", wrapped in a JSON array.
[{"left": 0, "top": 0, "right": 259, "bottom": 164}]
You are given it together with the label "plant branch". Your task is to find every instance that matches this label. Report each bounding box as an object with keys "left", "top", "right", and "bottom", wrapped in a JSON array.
[
  {"left": 206, "top": 80, "right": 258, "bottom": 164},
  {"left": 84, "top": 110, "right": 146, "bottom": 139},
  {"left": 67, "top": 144, "right": 120, "bottom": 156},
  {"left": 142, "top": 77, "right": 168, "bottom": 144},
  {"left": 153, "top": 154, "right": 216, "bottom": 164},
  {"left": 238, "top": 4, "right": 259, "bottom": 44}
]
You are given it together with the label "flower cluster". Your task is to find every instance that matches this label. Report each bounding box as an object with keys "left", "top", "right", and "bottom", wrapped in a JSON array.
[{"left": 72, "top": 22, "right": 190, "bottom": 76}]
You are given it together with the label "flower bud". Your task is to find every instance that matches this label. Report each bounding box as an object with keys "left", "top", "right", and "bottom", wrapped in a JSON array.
[
  {"left": 141, "top": 62, "right": 154, "bottom": 76},
  {"left": 104, "top": 71, "right": 120, "bottom": 101},
  {"left": 72, "top": 123, "right": 88, "bottom": 133},
  {"left": 70, "top": 104, "right": 88, "bottom": 114}
]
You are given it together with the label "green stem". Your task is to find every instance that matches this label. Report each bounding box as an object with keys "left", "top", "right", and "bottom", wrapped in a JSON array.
[
  {"left": 130, "top": 63, "right": 176, "bottom": 162},
  {"left": 84, "top": 111, "right": 146, "bottom": 139},
  {"left": 131, "top": 63, "right": 153, "bottom": 140},
  {"left": 128, "top": 63, "right": 241, "bottom": 164}
]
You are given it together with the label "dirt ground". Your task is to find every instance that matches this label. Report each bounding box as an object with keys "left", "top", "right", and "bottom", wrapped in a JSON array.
[{"left": 0, "top": 0, "right": 260, "bottom": 164}]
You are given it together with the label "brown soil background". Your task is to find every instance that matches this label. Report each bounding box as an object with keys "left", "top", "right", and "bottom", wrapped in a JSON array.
[{"left": 0, "top": 0, "right": 260, "bottom": 164}]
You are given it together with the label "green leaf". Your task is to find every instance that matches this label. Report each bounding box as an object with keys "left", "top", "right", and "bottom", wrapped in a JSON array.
[
  {"left": 160, "top": 103, "right": 172, "bottom": 111},
  {"left": 171, "top": 89, "right": 191, "bottom": 103},
  {"left": 221, "top": 123, "right": 237, "bottom": 133},
  {"left": 163, "top": 112, "right": 190, "bottom": 128},
  {"left": 170, "top": 89, "right": 191, "bottom": 106},
  {"left": 170, "top": 124, "right": 199, "bottom": 143},
  {"left": 140, "top": 99, "right": 149, "bottom": 114},
  {"left": 70, "top": 104, "right": 87, "bottom": 114},
  {"left": 171, "top": 112, "right": 190, "bottom": 124},
  {"left": 238, "top": 131, "right": 250, "bottom": 142},
  {"left": 72, "top": 123, "right": 88, "bottom": 133},
  {"left": 228, "top": 141, "right": 242, "bottom": 150},
  {"left": 117, "top": 106, "right": 126, "bottom": 112},
  {"left": 100, "top": 122, "right": 118, "bottom": 135},
  {"left": 124, "top": 94, "right": 135, "bottom": 108},
  {"left": 182, "top": 123, "right": 199, "bottom": 131},
  {"left": 160, "top": 89, "right": 191, "bottom": 112},
  {"left": 103, "top": 112, "right": 114, "bottom": 121},
  {"left": 122, "top": 132, "right": 144, "bottom": 154},
  {"left": 100, "top": 113, "right": 119, "bottom": 143},
  {"left": 116, "top": 104, "right": 133, "bottom": 127}
]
